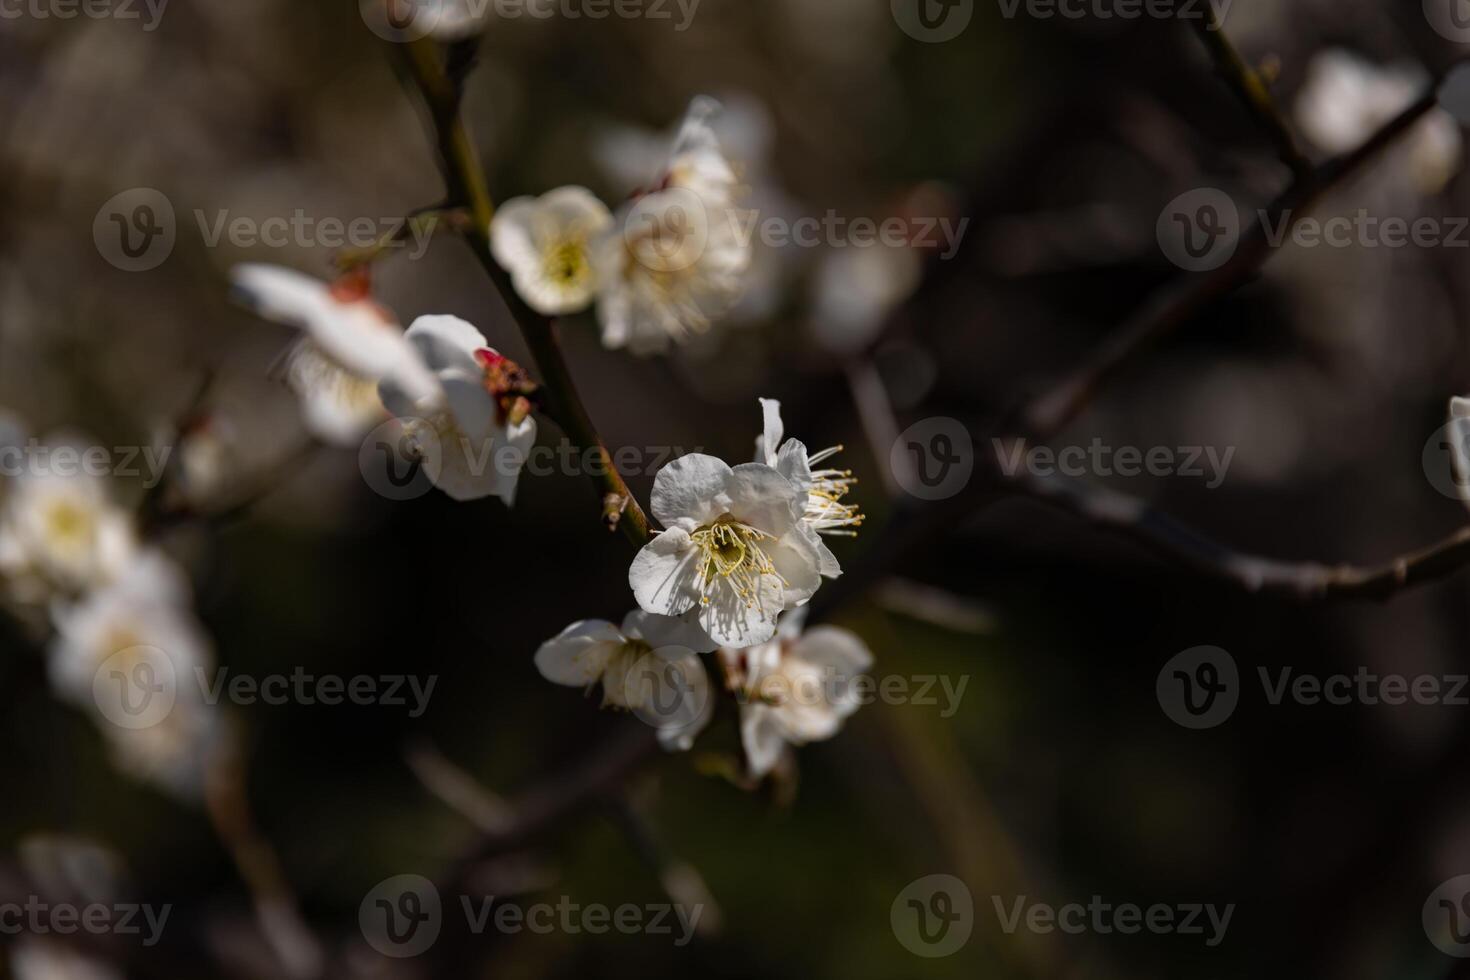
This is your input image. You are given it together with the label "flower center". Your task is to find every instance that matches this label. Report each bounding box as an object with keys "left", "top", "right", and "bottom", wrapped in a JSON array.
[
  {"left": 544, "top": 240, "right": 589, "bottom": 288},
  {"left": 690, "top": 515, "right": 780, "bottom": 608},
  {"left": 45, "top": 499, "right": 93, "bottom": 546}
]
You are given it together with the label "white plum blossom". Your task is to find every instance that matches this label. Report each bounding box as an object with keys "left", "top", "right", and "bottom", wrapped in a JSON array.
[
  {"left": 378, "top": 315, "right": 537, "bottom": 505},
  {"left": 722, "top": 609, "right": 873, "bottom": 778},
  {"left": 754, "top": 399, "right": 861, "bottom": 579},
  {"left": 535, "top": 610, "right": 715, "bottom": 750},
  {"left": 593, "top": 97, "right": 753, "bottom": 355},
  {"left": 629, "top": 453, "right": 822, "bottom": 648},
  {"left": 48, "top": 550, "right": 219, "bottom": 797},
  {"left": 1295, "top": 49, "right": 1462, "bottom": 194},
  {"left": 490, "top": 186, "right": 614, "bottom": 316},
  {"left": 230, "top": 264, "right": 438, "bottom": 446},
  {"left": 0, "top": 457, "right": 137, "bottom": 603}
]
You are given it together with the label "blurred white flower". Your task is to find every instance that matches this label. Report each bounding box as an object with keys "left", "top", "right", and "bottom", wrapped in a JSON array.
[
  {"left": 490, "top": 186, "right": 614, "bottom": 315},
  {"left": 629, "top": 453, "right": 822, "bottom": 648},
  {"left": 48, "top": 551, "right": 219, "bottom": 798},
  {"left": 1295, "top": 49, "right": 1462, "bottom": 194},
  {"left": 723, "top": 609, "right": 872, "bottom": 778},
  {"left": 808, "top": 243, "right": 921, "bottom": 355},
  {"left": 0, "top": 459, "right": 137, "bottom": 603},
  {"left": 10, "top": 939, "right": 122, "bottom": 980},
  {"left": 230, "top": 264, "right": 439, "bottom": 446},
  {"left": 535, "top": 610, "right": 715, "bottom": 750},
  {"left": 378, "top": 315, "right": 538, "bottom": 505},
  {"left": 754, "top": 399, "right": 860, "bottom": 579},
  {"left": 593, "top": 98, "right": 753, "bottom": 355}
]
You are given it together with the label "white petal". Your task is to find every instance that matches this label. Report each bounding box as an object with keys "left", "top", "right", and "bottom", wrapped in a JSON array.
[
  {"left": 755, "top": 397, "right": 783, "bottom": 466},
  {"left": 646, "top": 652, "right": 714, "bottom": 752},
  {"left": 629, "top": 528, "right": 702, "bottom": 618},
  {"left": 622, "top": 609, "right": 716, "bottom": 654},
  {"left": 726, "top": 462, "right": 802, "bottom": 536},
  {"left": 404, "top": 315, "right": 487, "bottom": 376},
  {"left": 489, "top": 196, "right": 543, "bottom": 278},
  {"left": 650, "top": 454, "right": 736, "bottom": 527},
  {"left": 534, "top": 620, "right": 624, "bottom": 687},
  {"left": 740, "top": 702, "right": 786, "bottom": 778},
  {"left": 769, "top": 531, "right": 823, "bottom": 608},
  {"left": 699, "top": 569, "right": 782, "bottom": 648}
]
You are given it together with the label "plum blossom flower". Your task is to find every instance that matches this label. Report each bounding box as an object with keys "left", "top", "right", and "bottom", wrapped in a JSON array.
[
  {"left": 230, "top": 264, "right": 438, "bottom": 446},
  {"left": 754, "top": 399, "right": 860, "bottom": 579},
  {"left": 1295, "top": 49, "right": 1462, "bottom": 194},
  {"left": 629, "top": 453, "right": 822, "bottom": 648},
  {"left": 535, "top": 610, "right": 715, "bottom": 750},
  {"left": 722, "top": 609, "right": 873, "bottom": 778},
  {"left": 593, "top": 97, "right": 753, "bottom": 355},
  {"left": 48, "top": 551, "right": 219, "bottom": 797},
  {"left": 378, "top": 315, "right": 538, "bottom": 505},
  {"left": 490, "top": 187, "right": 614, "bottom": 316},
  {"left": 0, "top": 455, "right": 137, "bottom": 603}
]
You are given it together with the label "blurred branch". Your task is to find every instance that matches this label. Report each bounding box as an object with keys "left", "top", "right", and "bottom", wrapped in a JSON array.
[
  {"left": 204, "top": 733, "right": 324, "bottom": 980},
  {"left": 404, "top": 738, "right": 515, "bottom": 834},
  {"left": 1022, "top": 85, "right": 1441, "bottom": 440},
  {"left": 1190, "top": 10, "right": 1312, "bottom": 180},
  {"left": 395, "top": 38, "right": 651, "bottom": 546},
  {"left": 605, "top": 792, "right": 721, "bottom": 939},
  {"left": 333, "top": 206, "right": 470, "bottom": 271}
]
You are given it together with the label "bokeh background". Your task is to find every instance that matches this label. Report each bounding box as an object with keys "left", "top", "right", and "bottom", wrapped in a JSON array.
[{"left": 4, "top": 0, "right": 1470, "bottom": 977}]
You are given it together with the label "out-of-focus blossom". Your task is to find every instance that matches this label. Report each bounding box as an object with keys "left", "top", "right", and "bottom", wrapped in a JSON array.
[
  {"left": 808, "top": 243, "right": 921, "bottom": 355},
  {"left": 629, "top": 452, "right": 822, "bottom": 648},
  {"left": 10, "top": 939, "right": 122, "bottom": 980},
  {"left": 722, "top": 609, "right": 872, "bottom": 778},
  {"left": 230, "top": 264, "right": 438, "bottom": 446},
  {"left": 535, "top": 610, "right": 715, "bottom": 750},
  {"left": 0, "top": 456, "right": 137, "bottom": 603},
  {"left": 490, "top": 187, "right": 613, "bottom": 315},
  {"left": 754, "top": 399, "right": 860, "bottom": 579},
  {"left": 593, "top": 98, "right": 753, "bottom": 355},
  {"left": 48, "top": 551, "right": 219, "bottom": 798},
  {"left": 1295, "top": 49, "right": 1462, "bottom": 194},
  {"left": 378, "top": 315, "right": 537, "bottom": 505}
]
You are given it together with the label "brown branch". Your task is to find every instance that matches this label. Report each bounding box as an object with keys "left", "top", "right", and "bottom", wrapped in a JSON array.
[
  {"left": 1190, "top": 9, "right": 1312, "bottom": 180},
  {"left": 1023, "top": 86, "right": 1441, "bottom": 440},
  {"left": 395, "top": 38, "right": 651, "bottom": 546}
]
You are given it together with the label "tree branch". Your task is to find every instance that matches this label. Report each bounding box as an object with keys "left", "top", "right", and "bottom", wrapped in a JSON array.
[{"left": 396, "top": 38, "right": 652, "bottom": 545}]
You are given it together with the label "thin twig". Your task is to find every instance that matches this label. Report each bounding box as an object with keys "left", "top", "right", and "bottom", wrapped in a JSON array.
[
  {"left": 395, "top": 38, "right": 652, "bottom": 546},
  {"left": 1022, "top": 87, "right": 1441, "bottom": 440},
  {"left": 1190, "top": 9, "right": 1313, "bottom": 180}
]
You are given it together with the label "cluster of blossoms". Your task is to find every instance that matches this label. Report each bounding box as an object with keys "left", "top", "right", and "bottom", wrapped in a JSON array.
[
  {"left": 536, "top": 399, "right": 870, "bottom": 777},
  {"left": 0, "top": 430, "right": 219, "bottom": 796},
  {"left": 490, "top": 97, "right": 754, "bottom": 355}
]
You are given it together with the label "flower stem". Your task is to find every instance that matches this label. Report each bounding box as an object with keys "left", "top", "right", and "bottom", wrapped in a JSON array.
[{"left": 397, "top": 38, "right": 652, "bottom": 545}]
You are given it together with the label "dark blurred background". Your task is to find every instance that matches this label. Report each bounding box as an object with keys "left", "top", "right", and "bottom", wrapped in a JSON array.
[{"left": 4, "top": 0, "right": 1470, "bottom": 977}]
